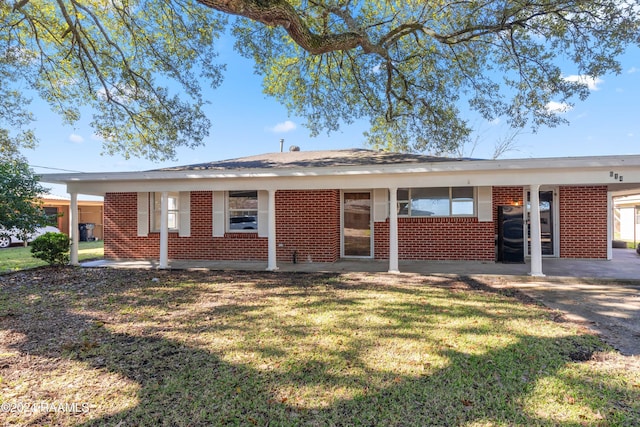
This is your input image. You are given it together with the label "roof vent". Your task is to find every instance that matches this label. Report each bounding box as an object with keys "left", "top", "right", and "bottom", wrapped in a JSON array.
[{"left": 289, "top": 145, "right": 300, "bottom": 152}]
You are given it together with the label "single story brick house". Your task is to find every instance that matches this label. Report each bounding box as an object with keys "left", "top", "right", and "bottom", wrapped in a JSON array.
[{"left": 41, "top": 149, "right": 640, "bottom": 275}]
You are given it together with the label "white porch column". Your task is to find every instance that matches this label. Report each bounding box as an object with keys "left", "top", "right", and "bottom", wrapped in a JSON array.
[
  {"left": 388, "top": 187, "right": 400, "bottom": 273},
  {"left": 69, "top": 192, "right": 79, "bottom": 266},
  {"left": 159, "top": 191, "right": 169, "bottom": 269},
  {"left": 267, "top": 189, "right": 278, "bottom": 271},
  {"left": 529, "top": 185, "right": 544, "bottom": 277}
]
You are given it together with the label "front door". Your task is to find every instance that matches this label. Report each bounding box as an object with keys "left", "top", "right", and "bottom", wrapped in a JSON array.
[{"left": 342, "top": 192, "right": 372, "bottom": 257}]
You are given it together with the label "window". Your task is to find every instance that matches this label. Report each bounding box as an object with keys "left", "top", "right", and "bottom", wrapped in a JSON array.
[
  {"left": 451, "top": 187, "right": 475, "bottom": 215},
  {"left": 397, "top": 187, "right": 475, "bottom": 217},
  {"left": 228, "top": 191, "right": 258, "bottom": 231},
  {"left": 43, "top": 207, "right": 59, "bottom": 226},
  {"left": 151, "top": 192, "right": 179, "bottom": 231}
]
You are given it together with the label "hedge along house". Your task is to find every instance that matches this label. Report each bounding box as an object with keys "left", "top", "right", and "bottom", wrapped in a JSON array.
[{"left": 40, "top": 149, "right": 640, "bottom": 276}]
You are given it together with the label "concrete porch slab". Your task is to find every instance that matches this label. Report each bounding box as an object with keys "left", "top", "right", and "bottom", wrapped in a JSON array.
[{"left": 82, "top": 249, "right": 640, "bottom": 280}]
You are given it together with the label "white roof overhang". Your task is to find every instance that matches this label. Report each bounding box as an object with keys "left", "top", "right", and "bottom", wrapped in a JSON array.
[{"left": 40, "top": 154, "right": 640, "bottom": 196}]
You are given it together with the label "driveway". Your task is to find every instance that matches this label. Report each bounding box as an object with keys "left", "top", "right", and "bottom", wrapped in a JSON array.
[
  {"left": 492, "top": 249, "right": 640, "bottom": 356},
  {"left": 489, "top": 278, "right": 640, "bottom": 356}
]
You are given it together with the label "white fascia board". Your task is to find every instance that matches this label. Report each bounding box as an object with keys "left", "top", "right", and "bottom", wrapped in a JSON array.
[
  {"left": 42, "top": 154, "right": 640, "bottom": 182},
  {"left": 64, "top": 167, "right": 640, "bottom": 196},
  {"left": 45, "top": 154, "right": 640, "bottom": 196}
]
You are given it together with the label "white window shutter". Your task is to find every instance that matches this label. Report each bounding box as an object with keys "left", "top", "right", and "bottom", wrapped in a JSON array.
[
  {"left": 178, "top": 191, "right": 191, "bottom": 237},
  {"left": 212, "top": 191, "right": 225, "bottom": 237},
  {"left": 257, "top": 190, "right": 268, "bottom": 237},
  {"left": 137, "top": 192, "right": 149, "bottom": 237},
  {"left": 477, "top": 186, "right": 493, "bottom": 222},
  {"left": 373, "top": 188, "right": 389, "bottom": 222}
]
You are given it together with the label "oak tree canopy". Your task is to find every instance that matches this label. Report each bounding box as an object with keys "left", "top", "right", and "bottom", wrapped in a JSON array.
[{"left": 2, "top": 0, "right": 639, "bottom": 160}]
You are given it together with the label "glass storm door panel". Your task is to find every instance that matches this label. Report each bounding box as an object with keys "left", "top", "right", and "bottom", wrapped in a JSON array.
[
  {"left": 527, "top": 190, "right": 555, "bottom": 256},
  {"left": 343, "top": 192, "right": 372, "bottom": 257}
]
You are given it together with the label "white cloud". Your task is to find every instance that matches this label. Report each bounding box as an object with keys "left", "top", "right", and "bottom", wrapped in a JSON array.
[
  {"left": 563, "top": 75, "right": 603, "bottom": 91},
  {"left": 628, "top": 66, "right": 639, "bottom": 74},
  {"left": 69, "top": 133, "right": 85, "bottom": 144},
  {"left": 269, "top": 120, "right": 297, "bottom": 133},
  {"left": 545, "top": 101, "right": 572, "bottom": 114}
]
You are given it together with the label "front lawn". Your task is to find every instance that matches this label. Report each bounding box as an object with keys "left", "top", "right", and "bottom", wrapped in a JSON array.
[
  {"left": 0, "top": 268, "right": 638, "bottom": 426},
  {"left": 0, "top": 240, "right": 104, "bottom": 273}
]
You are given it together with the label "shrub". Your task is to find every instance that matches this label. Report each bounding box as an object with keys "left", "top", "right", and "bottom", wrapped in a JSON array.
[{"left": 30, "top": 232, "right": 70, "bottom": 266}]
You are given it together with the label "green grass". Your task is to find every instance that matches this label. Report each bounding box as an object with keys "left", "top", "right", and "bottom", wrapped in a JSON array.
[
  {"left": 0, "top": 268, "right": 637, "bottom": 426},
  {"left": 0, "top": 240, "right": 103, "bottom": 273}
]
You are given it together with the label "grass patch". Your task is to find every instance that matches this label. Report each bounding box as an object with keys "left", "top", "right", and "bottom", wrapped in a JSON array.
[
  {"left": 0, "top": 268, "right": 638, "bottom": 426},
  {"left": 0, "top": 240, "right": 103, "bottom": 273}
]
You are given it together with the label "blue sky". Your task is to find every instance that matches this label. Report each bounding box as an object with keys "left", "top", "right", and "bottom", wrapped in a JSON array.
[{"left": 24, "top": 35, "right": 640, "bottom": 197}]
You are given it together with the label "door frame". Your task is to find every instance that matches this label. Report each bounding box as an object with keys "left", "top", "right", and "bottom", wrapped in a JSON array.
[
  {"left": 524, "top": 186, "right": 560, "bottom": 258},
  {"left": 341, "top": 190, "right": 374, "bottom": 258}
]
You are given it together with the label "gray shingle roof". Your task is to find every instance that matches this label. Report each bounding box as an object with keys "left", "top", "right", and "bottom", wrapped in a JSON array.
[{"left": 155, "top": 149, "right": 475, "bottom": 171}]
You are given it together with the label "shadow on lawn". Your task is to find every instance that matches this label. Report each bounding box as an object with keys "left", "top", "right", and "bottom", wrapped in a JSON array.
[{"left": 0, "top": 268, "right": 636, "bottom": 426}]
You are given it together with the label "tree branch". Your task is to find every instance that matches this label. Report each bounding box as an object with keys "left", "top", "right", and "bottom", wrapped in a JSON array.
[{"left": 198, "top": 0, "right": 367, "bottom": 54}]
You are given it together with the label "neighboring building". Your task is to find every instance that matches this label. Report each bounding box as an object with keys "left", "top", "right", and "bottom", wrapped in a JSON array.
[
  {"left": 41, "top": 195, "right": 104, "bottom": 241},
  {"left": 40, "top": 149, "right": 640, "bottom": 275},
  {"left": 613, "top": 193, "right": 640, "bottom": 246}
]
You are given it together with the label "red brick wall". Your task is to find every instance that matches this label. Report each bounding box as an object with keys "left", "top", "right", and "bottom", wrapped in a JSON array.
[
  {"left": 104, "top": 192, "right": 156, "bottom": 259},
  {"left": 374, "top": 217, "right": 495, "bottom": 261},
  {"left": 104, "top": 191, "right": 268, "bottom": 260},
  {"left": 275, "top": 190, "right": 340, "bottom": 263},
  {"left": 492, "top": 186, "right": 609, "bottom": 259},
  {"left": 492, "top": 187, "right": 524, "bottom": 236},
  {"left": 104, "top": 190, "right": 340, "bottom": 262},
  {"left": 182, "top": 192, "right": 268, "bottom": 261},
  {"left": 104, "top": 186, "right": 608, "bottom": 262},
  {"left": 374, "top": 187, "right": 522, "bottom": 261},
  {"left": 559, "top": 186, "right": 608, "bottom": 258}
]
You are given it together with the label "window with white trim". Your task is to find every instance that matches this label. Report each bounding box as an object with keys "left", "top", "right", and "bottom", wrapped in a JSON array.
[
  {"left": 397, "top": 187, "right": 475, "bottom": 217},
  {"left": 151, "top": 192, "right": 179, "bottom": 231},
  {"left": 227, "top": 191, "right": 258, "bottom": 232}
]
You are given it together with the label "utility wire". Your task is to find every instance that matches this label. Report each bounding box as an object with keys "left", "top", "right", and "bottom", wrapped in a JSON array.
[{"left": 29, "top": 164, "right": 85, "bottom": 173}]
